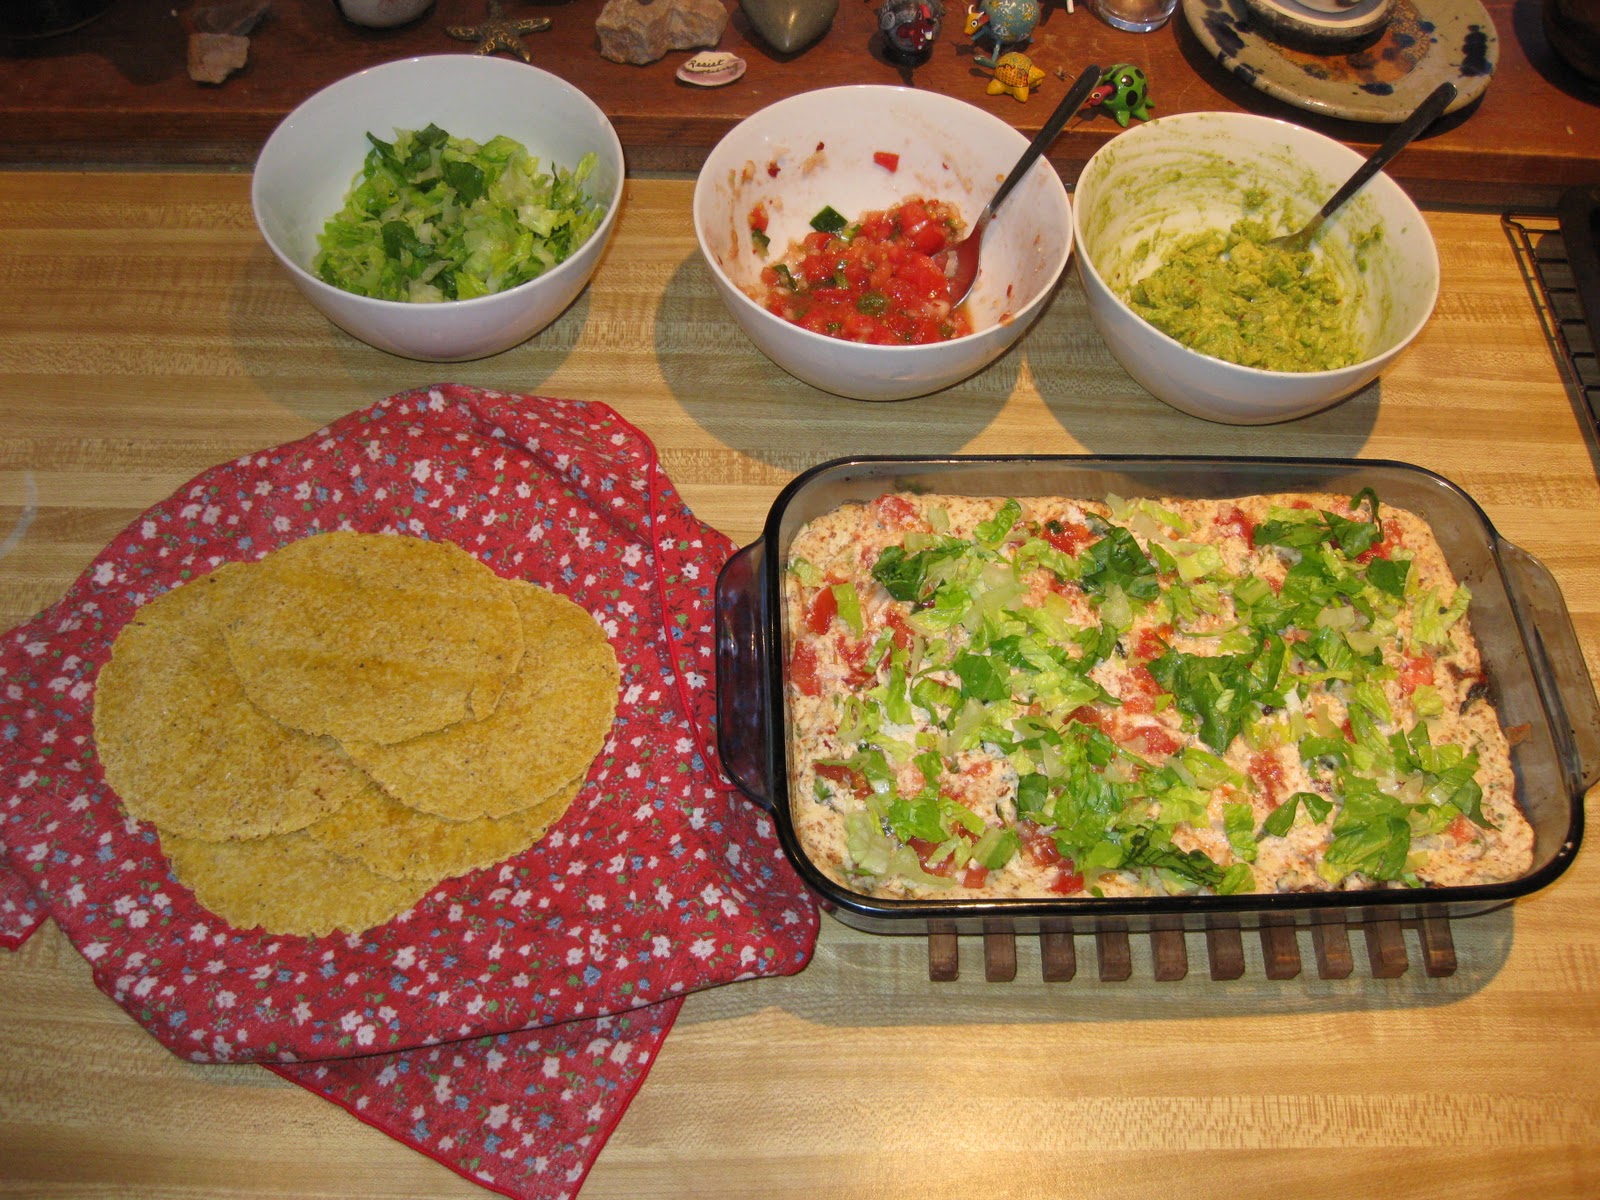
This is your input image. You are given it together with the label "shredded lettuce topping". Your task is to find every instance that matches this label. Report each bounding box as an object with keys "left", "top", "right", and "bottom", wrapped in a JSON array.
[
  {"left": 793, "top": 489, "right": 1497, "bottom": 898},
  {"left": 312, "top": 123, "right": 605, "bottom": 303}
]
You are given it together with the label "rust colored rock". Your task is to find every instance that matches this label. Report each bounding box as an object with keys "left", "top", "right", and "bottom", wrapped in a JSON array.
[
  {"left": 595, "top": 0, "right": 729, "bottom": 64},
  {"left": 187, "top": 32, "right": 250, "bottom": 84}
]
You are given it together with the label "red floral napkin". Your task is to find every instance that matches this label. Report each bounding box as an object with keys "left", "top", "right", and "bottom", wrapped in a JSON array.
[{"left": 0, "top": 385, "right": 819, "bottom": 1197}]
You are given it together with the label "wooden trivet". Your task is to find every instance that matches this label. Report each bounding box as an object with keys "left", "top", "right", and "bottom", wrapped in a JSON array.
[{"left": 926, "top": 910, "right": 1458, "bottom": 983}]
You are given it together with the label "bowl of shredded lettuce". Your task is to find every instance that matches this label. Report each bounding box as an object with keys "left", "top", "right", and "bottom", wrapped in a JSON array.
[{"left": 253, "top": 56, "right": 624, "bottom": 362}]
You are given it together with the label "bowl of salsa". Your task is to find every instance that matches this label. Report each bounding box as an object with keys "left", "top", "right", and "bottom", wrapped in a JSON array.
[{"left": 693, "top": 85, "right": 1074, "bottom": 402}]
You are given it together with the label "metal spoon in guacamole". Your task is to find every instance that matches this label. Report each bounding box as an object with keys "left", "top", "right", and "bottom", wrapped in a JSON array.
[{"left": 1268, "top": 80, "right": 1457, "bottom": 254}]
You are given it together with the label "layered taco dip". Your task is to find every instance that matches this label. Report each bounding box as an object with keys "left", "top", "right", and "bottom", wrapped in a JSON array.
[{"left": 782, "top": 490, "right": 1532, "bottom": 902}]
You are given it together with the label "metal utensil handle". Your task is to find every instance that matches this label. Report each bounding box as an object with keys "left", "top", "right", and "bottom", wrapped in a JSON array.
[
  {"left": 983, "top": 63, "right": 1104, "bottom": 222},
  {"left": 1314, "top": 80, "right": 1458, "bottom": 224}
]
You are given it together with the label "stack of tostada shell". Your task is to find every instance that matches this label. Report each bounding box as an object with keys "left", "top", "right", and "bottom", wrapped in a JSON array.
[{"left": 92, "top": 531, "right": 619, "bottom": 936}]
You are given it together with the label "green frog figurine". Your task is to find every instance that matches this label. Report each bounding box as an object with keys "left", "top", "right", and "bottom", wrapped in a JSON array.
[{"left": 1087, "top": 63, "right": 1154, "bottom": 126}]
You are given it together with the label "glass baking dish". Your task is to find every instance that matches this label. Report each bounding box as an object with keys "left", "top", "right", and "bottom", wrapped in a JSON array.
[{"left": 715, "top": 456, "right": 1597, "bottom": 936}]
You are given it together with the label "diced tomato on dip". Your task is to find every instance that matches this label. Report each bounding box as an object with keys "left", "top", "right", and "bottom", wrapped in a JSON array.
[
  {"left": 957, "top": 862, "right": 989, "bottom": 888},
  {"left": 816, "top": 762, "right": 872, "bottom": 798},
  {"left": 1041, "top": 518, "right": 1095, "bottom": 556},
  {"left": 754, "top": 197, "right": 973, "bottom": 345},
  {"left": 870, "top": 493, "right": 929, "bottom": 531},
  {"left": 1356, "top": 516, "right": 1407, "bottom": 563},
  {"left": 1447, "top": 813, "right": 1478, "bottom": 844},
  {"left": 1129, "top": 724, "right": 1182, "bottom": 757},
  {"left": 1124, "top": 663, "right": 1165, "bottom": 703},
  {"left": 907, "top": 838, "right": 989, "bottom": 888},
  {"left": 1248, "top": 750, "right": 1287, "bottom": 807},
  {"left": 873, "top": 150, "right": 900, "bottom": 172},
  {"left": 883, "top": 607, "right": 916, "bottom": 649},
  {"left": 1214, "top": 504, "right": 1255, "bottom": 547},
  {"left": 836, "top": 634, "right": 878, "bottom": 685},
  {"left": 1398, "top": 653, "right": 1435, "bottom": 694},
  {"left": 1132, "top": 624, "right": 1173, "bottom": 663},
  {"left": 789, "top": 637, "right": 820, "bottom": 697},
  {"left": 1018, "top": 821, "right": 1085, "bottom": 894},
  {"left": 803, "top": 586, "right": 838, "bottom": 635}
]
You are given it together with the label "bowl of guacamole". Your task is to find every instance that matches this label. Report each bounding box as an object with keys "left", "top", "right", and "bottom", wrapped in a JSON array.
[{"left": 1072, "top": 111, "right": 1439, "bottom": 425}]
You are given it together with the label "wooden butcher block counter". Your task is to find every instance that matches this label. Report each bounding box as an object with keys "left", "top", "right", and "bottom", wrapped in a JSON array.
[{"left": 2, "top": 166, "right": 1600, "bottom": 1197}]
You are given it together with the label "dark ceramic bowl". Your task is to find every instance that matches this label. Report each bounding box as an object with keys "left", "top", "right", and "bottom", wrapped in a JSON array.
[
  {"left": 2, "top": 0, "right": 114, "bottom": 37},
  {"left": 1546, "top": 0, "right": 1600, "bottom": 85}
]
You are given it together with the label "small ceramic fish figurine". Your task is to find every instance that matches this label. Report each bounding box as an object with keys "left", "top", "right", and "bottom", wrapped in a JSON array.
[
  {"left": 963, "top": 0, "right": 1040, "bottom": 68},
  {"left": 986, "top": 51, "right": 1046, "bottom": 101},
  {"left": 1086, "top": 62, "right": 1154, "bottom": 126},
  {"left": 877, "top": 0, "right": 944, "bottom": 64}
]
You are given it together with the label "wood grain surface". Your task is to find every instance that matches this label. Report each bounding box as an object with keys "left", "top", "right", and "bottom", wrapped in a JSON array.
[
  {"left": 2, "top": 171, "right": 1600, "bottom": 1198},
  {"left": 2, "top": 0, "right": 1598, "bottom": 208}
]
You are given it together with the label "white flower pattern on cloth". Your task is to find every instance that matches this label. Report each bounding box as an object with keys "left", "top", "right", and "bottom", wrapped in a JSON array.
[{"left": 0, "top": 386, "right": 820, "bottom": 1199}]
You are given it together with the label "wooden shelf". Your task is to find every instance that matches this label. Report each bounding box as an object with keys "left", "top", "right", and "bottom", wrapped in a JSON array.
[{"left": 3, "top": 0, "right": 1598, "bottom": 206}]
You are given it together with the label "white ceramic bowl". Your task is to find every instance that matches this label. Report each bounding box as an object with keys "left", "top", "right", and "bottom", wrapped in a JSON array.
[
  {"left": 253, "top": 55, "right": 624, "bottom": 362},
  {"left": 692, "top": 85, "right": 1074, "bottom": 402},
  {"left": 1073, "top": 111, "right": 1439, "bottom": 425}
]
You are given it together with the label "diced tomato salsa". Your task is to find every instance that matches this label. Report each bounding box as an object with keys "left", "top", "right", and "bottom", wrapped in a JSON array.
[{"left": 754, "top": 198, "right": 973, "bottom": 346}]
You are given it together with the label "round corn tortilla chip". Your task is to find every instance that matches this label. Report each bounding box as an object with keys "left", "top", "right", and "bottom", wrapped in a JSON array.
[
  {"left": 302, "top": 774, "right": 584, "bottom": 882},
  {"left": 343, "top": 581, "right": 618, "bottom": 821},
  {"left": 93, "top": 563, "right": 370, "bottom": 842},
  {"left": 163, "top": 828, "right": 438, "bottom": 937},
  {"left": 218, "top": 532, "right": 525, "bottom": 746}
]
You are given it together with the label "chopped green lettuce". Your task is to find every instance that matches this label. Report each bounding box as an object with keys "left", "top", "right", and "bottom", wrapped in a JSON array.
[
  {"left": 313, "top": 123, "right": 605, "bottom": 303},
  {"left": 797, "top": 488, "right": 1499, "bottom": 899}
]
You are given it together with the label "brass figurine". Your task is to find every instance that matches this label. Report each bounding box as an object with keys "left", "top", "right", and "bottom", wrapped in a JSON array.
[{"left": 446, "top": 0, "right": 552, "bottom": 60}]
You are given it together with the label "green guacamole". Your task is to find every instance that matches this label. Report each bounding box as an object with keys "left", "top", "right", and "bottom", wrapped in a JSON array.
[{"left": 1125, "top": 219, "right": 1362, "bottom": 372}]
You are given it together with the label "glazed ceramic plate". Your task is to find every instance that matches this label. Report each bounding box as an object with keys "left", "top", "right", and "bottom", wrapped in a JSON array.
[{"left": 1183, "top": 0, "right": 1496, "bottom": 122}]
